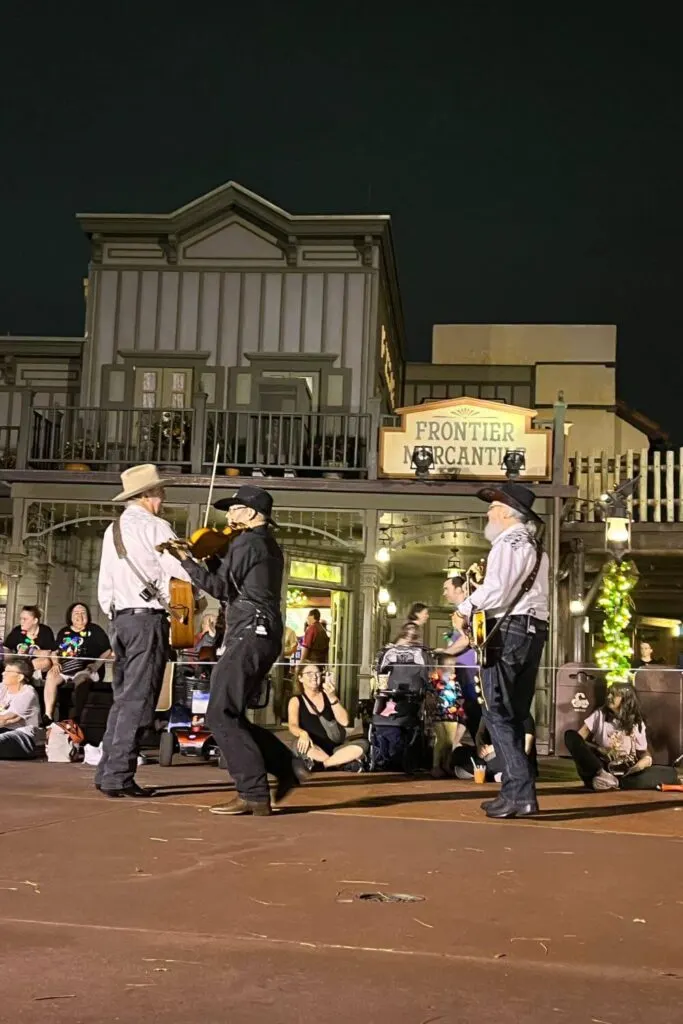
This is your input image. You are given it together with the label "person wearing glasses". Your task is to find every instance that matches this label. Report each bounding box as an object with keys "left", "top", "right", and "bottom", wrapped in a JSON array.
[{"left": 287, "top": 663, "right": 368, "bottom": 771}]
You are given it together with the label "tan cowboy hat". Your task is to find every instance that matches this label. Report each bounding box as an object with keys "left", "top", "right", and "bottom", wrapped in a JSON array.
[{"left": 112, "top": 464, "right": 173, "bottom": 503}]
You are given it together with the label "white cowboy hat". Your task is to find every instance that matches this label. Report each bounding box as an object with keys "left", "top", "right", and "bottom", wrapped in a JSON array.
[{"left": 112, "top": 464, "right": 174, "bottom": 503}]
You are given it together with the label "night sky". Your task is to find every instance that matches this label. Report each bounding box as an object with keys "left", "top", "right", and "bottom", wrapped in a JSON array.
[{"left": 4, "top": 7, "right": 681, "bottom": 438}]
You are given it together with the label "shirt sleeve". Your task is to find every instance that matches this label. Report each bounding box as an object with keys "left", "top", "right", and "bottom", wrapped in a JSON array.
[
  {"left": 180, "top": 555, "right": 231, "bottom": 602},
  {"left": 150, "top": 518, "right": 193, "bottom": 588},
  {"left": 457, "top": 536, "right": 533, "bottom": 618},
  {"left": 302, "top": 625, "right": 316, "bottom": 650},
  {"left": 583, "top": 711, "right": 599, "bottom": 737},
  {"left": 12, "top": 686, "right": 38, "bottom": 725},
  {"left": 98, "top": 527, "right": 115, "bottom": 617},
  {"left": 40, "top": 626, "right": 56, "bottom": 650},
  {"left": 634, "top": 724, "right": 648, "bottom": 753},
  {"left": 91, "top": 625, "right": 113, "bottom": 657},
  {"left": 4, "top": 627, "right": 20, "bottom": 651}
]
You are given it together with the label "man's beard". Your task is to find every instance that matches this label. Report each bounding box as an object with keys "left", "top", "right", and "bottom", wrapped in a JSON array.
[{"left": 484, "top": 521, "right": 505, "bottom": 544}]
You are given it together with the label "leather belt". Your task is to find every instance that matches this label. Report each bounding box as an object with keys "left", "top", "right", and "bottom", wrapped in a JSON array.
[{"left": 114, "top": 608, "right": 166, "bottom": 617}]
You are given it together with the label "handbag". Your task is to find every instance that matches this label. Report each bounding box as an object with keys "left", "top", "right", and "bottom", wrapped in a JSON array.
[{"left": 302, "top": 693, "right": 347, "bottom": 746}]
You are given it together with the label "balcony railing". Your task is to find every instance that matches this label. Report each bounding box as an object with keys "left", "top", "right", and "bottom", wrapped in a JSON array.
[
  {"left": 204, "top": 410, "right": 369, "bottom": 476},
  {"left": 0, "top": 395, "right": 375, "bottom": 478},
  {"left": 568, "top": 449, "right": 683, "bottom": 523}
]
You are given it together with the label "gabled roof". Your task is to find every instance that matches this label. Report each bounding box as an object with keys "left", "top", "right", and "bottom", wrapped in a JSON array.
[
  {"left": 76, "top": 180, "right": 406, "bottom": 356},
  {"left": 77, "top": 180, "right": 391, "bottom": 239}
]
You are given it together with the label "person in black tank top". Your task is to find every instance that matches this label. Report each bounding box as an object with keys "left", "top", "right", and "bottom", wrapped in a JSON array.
[{"left": 287, "top": 664, "right": 368, "bottom": 770}]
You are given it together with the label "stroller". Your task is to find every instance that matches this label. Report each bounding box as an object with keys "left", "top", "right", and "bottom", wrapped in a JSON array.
[{"left": 367, "top": 662, "right": 430, "bottom": 773}]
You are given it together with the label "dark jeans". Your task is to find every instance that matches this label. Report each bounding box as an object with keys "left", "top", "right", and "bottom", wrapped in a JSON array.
[
  {"left": 481, "top": 615, "right": 547, "bottom": 806},
  {"left": 207, "top": 629, "right": 295, "bottom": 802},
  {"left": 95, "top": 611, "right": 168, "bottom": 791},
  {"left": 564, "top": 730, "right": 678, "bottom": 790}
]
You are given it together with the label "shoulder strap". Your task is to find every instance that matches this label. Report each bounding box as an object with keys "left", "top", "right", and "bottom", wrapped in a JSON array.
[
  {"left": 480, "top": 539, "right": 544, "bottom": 651},
  {"left": 111, "top": 517, "right": 171, "bottom": 614}
]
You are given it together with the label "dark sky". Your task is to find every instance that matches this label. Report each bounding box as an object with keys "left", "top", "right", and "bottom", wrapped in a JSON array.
[{"left": 3, "top": 6, "right": 682, "bottom": 438}]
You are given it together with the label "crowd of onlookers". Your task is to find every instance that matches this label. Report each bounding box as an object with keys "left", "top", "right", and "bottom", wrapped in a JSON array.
[
  {"left": 0, "top": 603, "right": 112, "bottom": 759},
  {"left": 1, "top": 599, "right": 680, "bottom": 793}
]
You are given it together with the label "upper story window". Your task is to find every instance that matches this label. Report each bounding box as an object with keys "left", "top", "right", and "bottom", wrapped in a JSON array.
[{"left": 136, "top": 368, "right": 192, "bottom": 409}]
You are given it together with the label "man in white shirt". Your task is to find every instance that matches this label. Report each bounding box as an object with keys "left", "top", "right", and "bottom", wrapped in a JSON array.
[
  {"left": 96, "top": 464, "right": 192, "bottom": 798},
  {"left": 453, "top": 482, "right": 549, "bottom": 819}
]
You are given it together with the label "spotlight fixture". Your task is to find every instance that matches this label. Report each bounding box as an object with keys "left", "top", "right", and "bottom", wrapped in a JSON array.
[
  {"left": 411, "top": 445, "right": 434, "bottom": 478},
  {"left": 569, "top": 598, "right": 585, "bottom": 616},
  {"left": 502, "top": 448, "right": 526, "bottom": 479}
]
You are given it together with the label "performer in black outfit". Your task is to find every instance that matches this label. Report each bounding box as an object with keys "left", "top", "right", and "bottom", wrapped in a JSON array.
[{"left": 168, "top": 485, "right": 303, "bottom": 816}]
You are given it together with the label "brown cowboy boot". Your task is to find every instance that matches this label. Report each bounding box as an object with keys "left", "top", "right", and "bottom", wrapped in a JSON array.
[{"left": 210, "top": 795, "right": 272, "bottom": 816}]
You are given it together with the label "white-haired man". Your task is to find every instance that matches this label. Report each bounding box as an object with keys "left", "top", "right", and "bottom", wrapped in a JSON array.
[{"left": 453, "top": 482, "right": 549, "bottom": 819}]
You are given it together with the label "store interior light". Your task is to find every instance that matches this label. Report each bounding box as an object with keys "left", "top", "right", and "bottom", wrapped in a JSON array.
[
  {"left": 386, "top": 600, "right": 397, "bottom": 618},
  {"left": 378, "top": 587, "right": 390, "bottom": 606},
  {"left": 376, "top": 527, "right": 391, "bottom": 563}
]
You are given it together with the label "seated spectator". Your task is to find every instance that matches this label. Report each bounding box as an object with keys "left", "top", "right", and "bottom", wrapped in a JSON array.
[
  {"left": 426, "top": 654, "right": 466, "bottom": 778},
  {"left": 451, "top": 717, "right": 538, "bottom": 782},
  {"left": 43, "top": 603, "right": 112, "bottom": 724},
  {"left": 565, "top": 684, "right": 678, "bottom": 790},
  {"left": 3, "top": 605, "right": 55, "bottom": 678},
  {"left": 0, "top": 657, "right": 44, "bottom": 759},
  {"left": 193, "top": 612, "right": 218, "bottom": 661},
  {"left": 287, "top": 664, "right": 368, "bottom": 771}
]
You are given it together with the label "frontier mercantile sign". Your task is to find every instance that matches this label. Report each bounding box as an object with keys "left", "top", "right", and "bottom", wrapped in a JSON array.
[{"left": 379, "top": 397, "right": 552, "bottom": 480}]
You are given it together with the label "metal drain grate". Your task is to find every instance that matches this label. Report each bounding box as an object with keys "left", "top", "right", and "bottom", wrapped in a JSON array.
[{"left": 356, "top": 892, "right": 425, "bottom": 903}]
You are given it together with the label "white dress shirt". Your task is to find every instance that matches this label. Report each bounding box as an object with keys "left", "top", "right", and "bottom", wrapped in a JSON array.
[
  {"left": 457, "top": 523, "right": 549, "bottom": 622},
  {"left": 98, "top": 504, "right": 192, "bottom": 617}
]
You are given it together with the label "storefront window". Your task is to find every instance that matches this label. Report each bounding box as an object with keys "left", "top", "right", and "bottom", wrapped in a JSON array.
[{"left": 290, "top": 559, "right": 344, "bottom": 584}]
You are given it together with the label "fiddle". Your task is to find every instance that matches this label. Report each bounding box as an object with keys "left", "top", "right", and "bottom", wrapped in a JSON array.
[
  {"left": 156, "top": 443, "right": 247, "bottom": 563},
  {"left": 156, "top": 523, "right": 246, "bottom": 562}
]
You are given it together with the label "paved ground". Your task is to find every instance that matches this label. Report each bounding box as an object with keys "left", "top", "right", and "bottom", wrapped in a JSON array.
[{"left": 2, "top": 757, "right": 683, "bottom": 1023}]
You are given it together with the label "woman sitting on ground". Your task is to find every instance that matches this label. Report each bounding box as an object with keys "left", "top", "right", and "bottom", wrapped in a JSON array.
[
  {"left": 0, "top": 657, "right": 43, "bottom": 760},
  {"left": 564, "top": 684, "right": 678, "bottom": 791},
  {"left": 287, "top": 664, "right": 368, "bottom": 771}
]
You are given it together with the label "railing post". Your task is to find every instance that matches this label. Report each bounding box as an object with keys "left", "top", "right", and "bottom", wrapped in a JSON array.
[
  {"left": 551, "top": 390, "right": 567, "bottom": 486},
  {"left": 191, "top": 391, "right": 208, "bottom": 475},
  {"left": 15, "top": 389, "right": 35, "bottom": 470},
  {"left": 366, "top": 396, "right": 382, "bottom": 480}
]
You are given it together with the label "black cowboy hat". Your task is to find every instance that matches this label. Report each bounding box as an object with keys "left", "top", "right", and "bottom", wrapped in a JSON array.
[
  {"left": 477, "top": 481, "right": 543, "bottom": 525},
  {"left": 214, "top": 485, "right": 277, "bottom": 525}
]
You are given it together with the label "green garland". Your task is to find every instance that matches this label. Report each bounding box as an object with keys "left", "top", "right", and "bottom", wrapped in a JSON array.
[{"left": 595, "top": 559, "right": 638, "bottom": 685}]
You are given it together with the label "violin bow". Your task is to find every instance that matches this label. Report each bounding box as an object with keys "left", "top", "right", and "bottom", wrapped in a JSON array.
[{"left": 203, "top": 444, "right": 221, "bottom": 527}]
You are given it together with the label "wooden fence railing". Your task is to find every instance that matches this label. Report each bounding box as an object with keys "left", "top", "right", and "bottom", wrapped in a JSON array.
[{"left": 568, "top": 449, "right": 683, "bottom": 523}]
